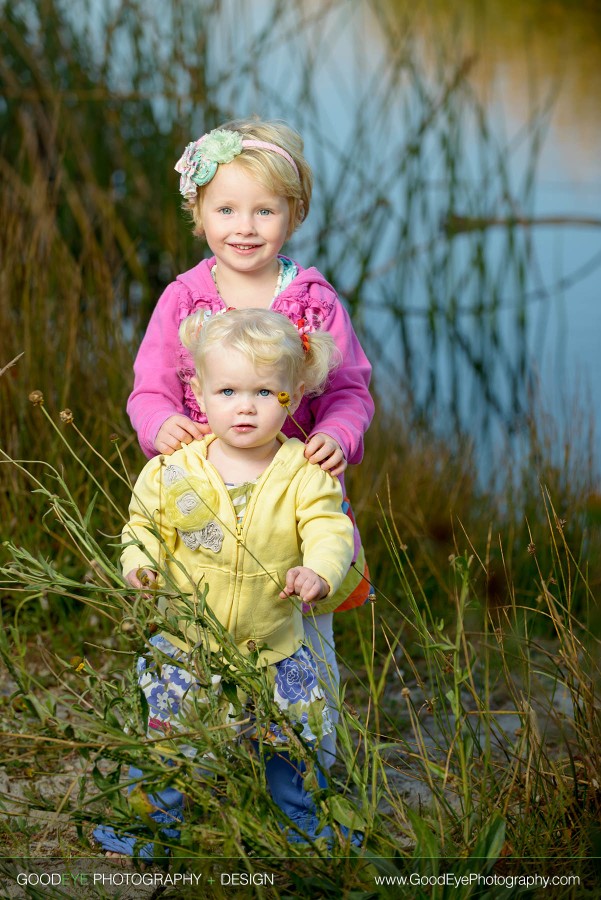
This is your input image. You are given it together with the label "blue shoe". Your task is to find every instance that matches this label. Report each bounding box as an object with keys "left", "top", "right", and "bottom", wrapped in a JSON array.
[
  {"left": 93, "top": 767, "right": 183, "bottom": 860},
  {"left": 92, "top": 824, "right": 158, "bottom": 860}
]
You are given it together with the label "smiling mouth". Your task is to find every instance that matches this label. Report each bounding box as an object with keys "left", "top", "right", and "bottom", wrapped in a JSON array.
[{"left": 229, "top": 243, "right": 261, "bottom": 251}]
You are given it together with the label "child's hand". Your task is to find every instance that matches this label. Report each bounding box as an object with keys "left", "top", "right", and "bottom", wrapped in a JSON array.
[
  {"left": 280, "top": 567, "right": 329, "bottom": 603},
  {"left": 304, "top": 433, "right": 347, "bottom": 475},
  {"left": 125, "top": 567, "right": 157, "bottom": 589},
  {"left": 155, "top": 415, "right": 210, "bottom": 454}
]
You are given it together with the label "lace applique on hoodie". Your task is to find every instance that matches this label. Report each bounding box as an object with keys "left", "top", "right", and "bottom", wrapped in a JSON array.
[{"left": 163, "top": 464, "right": 224, "bottom": 553}]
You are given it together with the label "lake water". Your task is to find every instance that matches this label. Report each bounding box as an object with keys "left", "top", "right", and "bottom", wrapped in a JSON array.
[{"left": 196, "top": 0, "right": 601, "bottom": 479}]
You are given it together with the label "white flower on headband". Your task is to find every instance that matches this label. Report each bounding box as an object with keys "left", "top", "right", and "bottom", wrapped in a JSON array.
[
  {"left": 174, "top": 130, "right": 244, "bottom": 200},
  {"left": 174, "top": 140, "right": 207, "bottom": 200}
]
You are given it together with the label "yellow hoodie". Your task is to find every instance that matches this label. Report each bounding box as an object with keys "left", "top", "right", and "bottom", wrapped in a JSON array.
[{"left": 121, "top": 434, "right": 354, "bottom": 664}]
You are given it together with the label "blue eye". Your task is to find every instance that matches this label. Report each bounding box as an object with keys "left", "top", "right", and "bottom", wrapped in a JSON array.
[
  {"left": 222, "top": 388, "right": 234, "bottom": 396},
  {"left": 258, "top": 389, "right": 271, "bottom": 397},
  {"left": 219, "top": 207, "right": 233, "bottom": 215},
  {"left": 258, "top": 209, "right": 272, "bottom": 216}
]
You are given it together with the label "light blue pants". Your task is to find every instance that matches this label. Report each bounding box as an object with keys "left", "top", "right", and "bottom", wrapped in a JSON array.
[{"left": 303, "top": 612, "right": 339, "bottom": 770}]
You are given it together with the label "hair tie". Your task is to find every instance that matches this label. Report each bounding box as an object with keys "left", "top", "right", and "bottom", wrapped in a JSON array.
[
  {"left": 175, "top": 129, "right": 300, "bottom": 200},
  {"left": 296, "top": 317, "right": 311, "bottom": 353}
]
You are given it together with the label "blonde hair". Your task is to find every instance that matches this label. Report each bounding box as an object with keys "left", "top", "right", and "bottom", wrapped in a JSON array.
[
  {"left": 188, "top": 119, "right": 312, "bottom": 240},
  {"left": 180, "top": 308, "right": 339, "bottom": 396}
]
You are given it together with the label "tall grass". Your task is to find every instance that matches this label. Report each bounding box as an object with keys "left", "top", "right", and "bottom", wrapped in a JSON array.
[{"left": 0, "top": 415, "right": 599, "bottom": 895}]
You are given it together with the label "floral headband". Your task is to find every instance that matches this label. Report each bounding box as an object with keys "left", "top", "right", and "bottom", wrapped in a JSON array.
[{"left": 174, "top": 129, "right": 300, "bottom": 200}]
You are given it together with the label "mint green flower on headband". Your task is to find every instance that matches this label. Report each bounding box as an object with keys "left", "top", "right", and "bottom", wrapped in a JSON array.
[{"left": 201, "top": 129, "right": 243, "bottom": 164}]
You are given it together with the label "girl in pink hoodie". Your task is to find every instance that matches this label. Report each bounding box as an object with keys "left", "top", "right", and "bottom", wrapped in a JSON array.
[{"left": 127, "top": 118, "right": 374, "bottom": 768}]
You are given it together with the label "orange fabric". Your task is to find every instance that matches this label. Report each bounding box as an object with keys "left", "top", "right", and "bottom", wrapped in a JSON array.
[{"left": 334, "top": 561, "right": 372, "bottom": 612}]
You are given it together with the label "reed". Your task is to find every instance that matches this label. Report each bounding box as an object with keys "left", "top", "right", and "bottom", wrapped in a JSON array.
[{"left": 0, "top": 422, "right": 598, "bottom": 894}]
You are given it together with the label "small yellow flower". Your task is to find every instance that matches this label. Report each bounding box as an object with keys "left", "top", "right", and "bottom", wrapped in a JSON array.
[
  {"left": 59, "top": 408, "right": 73, "bottom": 424},
  {"left": 28, "top": 390, "right": 44, "bottom": 406},
  {"left": 278, "top": 390, "right": 310, "bottom": 441}
]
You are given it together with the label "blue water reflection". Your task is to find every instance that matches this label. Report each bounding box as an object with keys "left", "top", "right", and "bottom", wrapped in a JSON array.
[{"left": 140, "top": 1, "right": 601, "bottom": 475}]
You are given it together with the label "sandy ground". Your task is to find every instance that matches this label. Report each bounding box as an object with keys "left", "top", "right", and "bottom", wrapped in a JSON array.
[{"left": 0, "top": 657, "right": 580, "bottom": 897}]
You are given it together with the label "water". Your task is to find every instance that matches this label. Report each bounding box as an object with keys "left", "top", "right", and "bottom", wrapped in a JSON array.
[{"left": 194, "top": 0, "right": 601, "bottom": 478}]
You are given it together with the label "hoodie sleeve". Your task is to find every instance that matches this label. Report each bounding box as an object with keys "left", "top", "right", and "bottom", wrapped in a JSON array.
[
  {"left": 295, "top": 465, "right": 355, "bottom": 595},
  {"left": 126, "top": 282, "right": 189, "bottom": 459},
  {"left": 306, "top": 297, "right": 374, "bottom": 465},
  {"left": 121, "top": 457, "right": 178, "bottom": 577}
]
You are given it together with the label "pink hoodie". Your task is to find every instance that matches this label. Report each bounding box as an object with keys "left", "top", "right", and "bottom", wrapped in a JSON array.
[{"left": 127, "top": 256, "right": 374, "bottom": 464}]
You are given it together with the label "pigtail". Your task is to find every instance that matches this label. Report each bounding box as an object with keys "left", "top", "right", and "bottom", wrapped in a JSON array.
[
  {"left": 300, "top": 330, "right": 341, "bottom": 396},
  {"left": 179, "top": 310, "right": 205, "bottom": 352}
]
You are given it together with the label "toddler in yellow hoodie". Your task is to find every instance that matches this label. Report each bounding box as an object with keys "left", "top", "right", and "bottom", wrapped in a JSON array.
[{"left": 93, "top": 308, "right": 357, "bottom": 858}]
